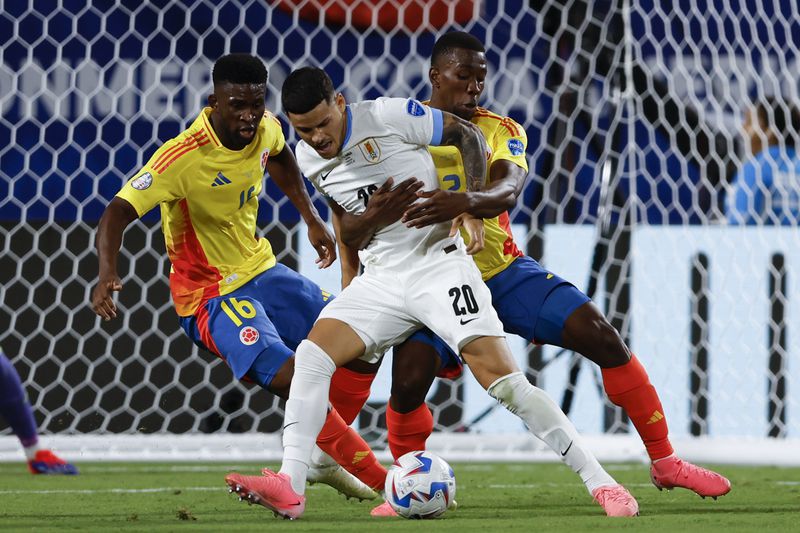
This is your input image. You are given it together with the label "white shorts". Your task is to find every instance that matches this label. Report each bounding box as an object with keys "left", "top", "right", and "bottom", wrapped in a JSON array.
[{"left": 316, "top": 248, "right": 505, "bottom": 362}]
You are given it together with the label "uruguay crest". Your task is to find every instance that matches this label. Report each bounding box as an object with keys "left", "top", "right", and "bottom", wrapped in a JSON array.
[{"left": 359, "top": 138, "right": 381, "bottom": 163}]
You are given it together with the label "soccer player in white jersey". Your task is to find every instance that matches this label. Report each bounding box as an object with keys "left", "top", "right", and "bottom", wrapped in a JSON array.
[
  {"left": 333, "top": 31, "right": 731, "bottom": 508},
  {"left": 224, "top": 67, "right": 638, "bottom": 519}
]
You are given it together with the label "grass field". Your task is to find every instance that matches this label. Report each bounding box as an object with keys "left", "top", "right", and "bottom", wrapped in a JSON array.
[{"left": 1, "top": 461, "right": 798, "bottom": 531}]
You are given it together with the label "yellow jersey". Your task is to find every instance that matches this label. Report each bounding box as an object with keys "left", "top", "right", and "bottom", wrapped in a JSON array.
[
  {"left": 116, "top": 107, "right": 284, "bottom": 316},
  {"left": 428, "top": 106, "right": 528, "bottom": 280}
]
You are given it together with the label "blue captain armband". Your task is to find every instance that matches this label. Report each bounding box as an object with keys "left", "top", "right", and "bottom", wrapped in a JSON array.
[{"left": 430, "top": 108, "right": 443, "bottom": 146}]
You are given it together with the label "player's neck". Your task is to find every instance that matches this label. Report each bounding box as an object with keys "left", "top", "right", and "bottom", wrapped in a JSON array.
[
  {"left": 209, "top": 113, "right": 248, "bottom": 151},
  {"left": 428, "top": 94, "right": 446, "bottom": 111}
]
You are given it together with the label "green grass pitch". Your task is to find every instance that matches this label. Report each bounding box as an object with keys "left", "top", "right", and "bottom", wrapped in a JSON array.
[{"left": 1, "top": 462, "right": 798, "bottom": 531}]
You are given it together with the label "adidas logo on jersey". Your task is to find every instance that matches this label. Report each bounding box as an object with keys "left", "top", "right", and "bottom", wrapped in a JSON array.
[
  {"left": 211, "top": 172, "right": 232, "bottom": 187},
  {"left": 646, "top": 410, "right": 664, "bottom": 424}
]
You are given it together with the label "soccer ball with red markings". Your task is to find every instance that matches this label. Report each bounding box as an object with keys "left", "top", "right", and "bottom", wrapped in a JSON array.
[{"left": 384, "top": 451, "right": 456, "bottom": 519}]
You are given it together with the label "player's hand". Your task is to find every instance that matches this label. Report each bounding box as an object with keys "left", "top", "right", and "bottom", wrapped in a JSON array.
[
  {"left": 92, "top": 276, "right": 123, "bottom": 321},
  {"left": 365, "top": 177, "right": 424, "bottom": 227},
  {"left": 402, "top": 189, "right": 471, "bottom": 228},
  {"left": 451, "top": 214, "right": 484, "bottom": 255},
  {"left": 307, "top": 220, "right": 337, "bottom": 268}
]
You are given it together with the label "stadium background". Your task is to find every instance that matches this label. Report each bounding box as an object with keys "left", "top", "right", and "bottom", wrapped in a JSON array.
[{"left": 2, "top": 0, "right": 799, "bottom": 462}]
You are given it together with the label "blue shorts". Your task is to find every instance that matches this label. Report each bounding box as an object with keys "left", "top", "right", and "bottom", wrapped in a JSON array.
[
  {"left": 487, "top": 256, "right": 589, "bottom": 345},
  {"left": 180, "top": 263, "right": 333, "bottom": 386},
  {"left": 423, "top": 256, "right": 590, "bottom": 372},
  {"left": 403, "top": 328, "right": 463, "bottom": 378}
]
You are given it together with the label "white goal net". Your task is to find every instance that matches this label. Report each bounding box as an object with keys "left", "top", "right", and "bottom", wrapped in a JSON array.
[{"left": 2, "top": 0, "right": 799, "bottom": 464}]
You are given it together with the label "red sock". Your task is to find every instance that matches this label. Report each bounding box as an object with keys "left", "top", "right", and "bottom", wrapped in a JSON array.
[
  {"left": 386, "top": 403, "right": 434, "bottom": 460},
  {"left": 329, "top": 367, "right": 376, "bottom": 425},
  {"left": 316, "top": 408, "right": 387, "bottom": 490},
  {"left": 601, "top": 354, "right": 674, "bottom": 461}
]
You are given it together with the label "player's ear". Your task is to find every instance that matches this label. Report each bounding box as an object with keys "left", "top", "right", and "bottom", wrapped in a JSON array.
[
  {"left": 208, "top": 93, "right": 218, "bottom": 109},
  {"left": 429, "top": 66, "right": 440, "bottom": 88},
  {"left": 335, "top": 93, "right": 346, "bottom": 112}
]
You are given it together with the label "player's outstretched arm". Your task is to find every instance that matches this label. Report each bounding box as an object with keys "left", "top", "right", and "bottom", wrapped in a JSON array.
[
  {"left": 337, "top": 177, "right": 424, "bottom": 250},
  {"left": 402, "top": 112, "right": 491, "bottom": 228},
  {"left": 267, "top": 147, "right": 337, "bottom": 268},
  {"left": 403, "top": 160, "right": 526, "bottom": 228},
  {"left": 465, "top": 159, "right": 527, "bottom": 219},
  {"left": 329, "top": 202, "right": 360, "bottom": 289},
  {"left": 92, "top": 197, "right": 138, "bottom": 321}
]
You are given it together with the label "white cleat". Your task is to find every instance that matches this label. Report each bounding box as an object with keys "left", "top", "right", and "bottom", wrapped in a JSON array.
[{"left": 304, "top": 464, "right": 378, "bottom": 501}]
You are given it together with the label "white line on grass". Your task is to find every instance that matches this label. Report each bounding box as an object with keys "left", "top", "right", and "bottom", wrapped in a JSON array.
[{"left": 0, "top": 485, "right": 332, "bottom": 495}]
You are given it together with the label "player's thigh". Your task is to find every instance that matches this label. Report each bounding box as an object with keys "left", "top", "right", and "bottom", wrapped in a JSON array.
[
  {"left": 313, "top": 274, "right": 418, "bottom": 366},
  {"left": 407, "top": 254, "right": 504, "bottom": 355},
  {"left": 459, "top": 336, "right": 521, "bottom": 390},
  {"left": 251, "top": 263, "right": 335, "bottom": 351},
  {"left": 202, "top": 294, "right": 292, "bottom": 384},
  {"left": 487, "top": 256, "right": 589, "bottom": 345},
  {"left": 400, "top": 328, "right": 463, "bottom": 379}
]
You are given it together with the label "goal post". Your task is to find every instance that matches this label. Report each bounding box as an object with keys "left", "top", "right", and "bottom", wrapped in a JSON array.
[{"left": 2, "top": 0, "right": 799, "bottom": 464}]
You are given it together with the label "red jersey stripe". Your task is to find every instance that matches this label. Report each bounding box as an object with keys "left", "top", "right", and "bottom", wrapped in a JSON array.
[
  {"left": 154, "top": 138, "right": 210, "bottom": 173},
  {"left": 152, "top": 132, "right": 208, "bottom": 171},
  {"left": 169, "top": 199, "right": 222, "bottom": 315},
  {"left": 498, "top": 211, "right": 524, "bottom": 258},
  {"left": 195, "top": 302, "right": 222, "bottom": 356},
  {"left": 501, "top": 118, "right": 520, "bottom": 137}
]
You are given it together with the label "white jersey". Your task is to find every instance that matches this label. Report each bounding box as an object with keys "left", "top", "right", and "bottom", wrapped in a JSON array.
[{"left": 296, "top": 97, "right": 459, "bottom": 270}]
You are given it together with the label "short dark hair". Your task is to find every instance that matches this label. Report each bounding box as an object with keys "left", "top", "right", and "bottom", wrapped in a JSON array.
[
  {"left": 281, "top": 67, "right": 336, "bottom": 115},
  {"left": 212, "top": 54, "right": 268, "bottom": 85},
  {"left": 431, "top": 31, "right": 485, "bottom": 66},
  {"left": 754, "top": 96, "right": 800, "bottom": 148}
]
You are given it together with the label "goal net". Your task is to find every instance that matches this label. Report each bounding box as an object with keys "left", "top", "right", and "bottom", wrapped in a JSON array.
[{"left": 2, "top": 0, "right": 799, "bottom": 464}]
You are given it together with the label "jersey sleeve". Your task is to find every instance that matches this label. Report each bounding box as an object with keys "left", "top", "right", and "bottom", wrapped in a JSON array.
[
  {"left": 488, "top": 117, "right": 528, "bottom": 172},
  {"left": 116, "top": 144, "right": 186, "bottom": 217},
  {"left": 379, "top": 97, "right": 444, "bottom": 147},
  {"left": 264, "top": 111, "right": 286, "bottom": 156}
]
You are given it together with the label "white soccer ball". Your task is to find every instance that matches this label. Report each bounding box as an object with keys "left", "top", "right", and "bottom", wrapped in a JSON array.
[{"left": 384, "top": 450, "right": 456, "bottom": 519}]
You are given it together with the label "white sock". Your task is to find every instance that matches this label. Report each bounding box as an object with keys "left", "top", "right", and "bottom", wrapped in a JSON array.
[
  {"left": 23, "top": 444, "right": 39, "bottom": 461},
  {"left": 487, "top": 372, "right": 616, "bottom": 494},
  {"left": 280, "top": 340, "right": 337, "bottom": 495}
]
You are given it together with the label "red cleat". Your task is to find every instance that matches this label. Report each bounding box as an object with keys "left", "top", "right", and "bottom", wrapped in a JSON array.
[
  {"left": 225, "top": 469, "right": 306, "bottom": 519},
  {"left": 591, "top": 484, "right": 639, "bottom": 517},
  {"left": 27, "top": 450, "right": 78, "bottom": 475},
  {"left": 650, "top": 456, "right": 731, "bottom": 498}
]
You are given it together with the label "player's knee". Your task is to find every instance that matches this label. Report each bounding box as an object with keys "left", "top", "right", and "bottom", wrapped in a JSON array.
[
  {"left": 390, "top": 372, "right": 432, "bottom": 411},
  {"left": 266, "top": 357, "right": 294, "bottom": 399},
  {"left": 584, "top": 316, "right": 630, "bottom": 367},
  {"left": 460, "top": 337, "right": 519, "bottom": 389}
]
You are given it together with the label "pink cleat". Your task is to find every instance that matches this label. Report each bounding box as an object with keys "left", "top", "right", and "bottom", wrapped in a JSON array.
[
  {"left": 370, "top": 501, "right": 399, "bottom": 517},
  {"left": 225, "top": 469, "right": 306, "bottom": 520},
  {"left": 591, "top": 484, "right": 639, "bottom": 517},
  {"left": 650, "top": 456, "right": 731, "bottom": 499}
]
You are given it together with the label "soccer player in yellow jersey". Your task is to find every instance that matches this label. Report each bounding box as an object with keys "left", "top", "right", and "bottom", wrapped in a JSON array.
[
  {"left": 328, "top": 32, "right": 731, "bottom": 512},
  {"left": 91, "top": 53, "right": 387, "bottom": 499}
]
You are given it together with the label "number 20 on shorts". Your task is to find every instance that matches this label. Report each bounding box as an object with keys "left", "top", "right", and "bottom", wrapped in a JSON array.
[{"left": 220, "top": 297, "right": 257, "bottom": 326}]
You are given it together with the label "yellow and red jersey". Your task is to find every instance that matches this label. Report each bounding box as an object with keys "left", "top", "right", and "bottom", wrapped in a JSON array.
[
  {"left": 116, "top": 107, "right": 284, "bottom": 316},
  {"left": 428, "top": 106, "right": 528, "bottom": 280}
]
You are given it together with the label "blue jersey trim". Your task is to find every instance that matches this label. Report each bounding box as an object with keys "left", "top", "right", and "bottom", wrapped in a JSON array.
[
  {"left": 430, "top": 108, "right": 443, "bottom": 146},
  {"left": 343, "top": 105, "right": 353, "bottom": 148}
]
